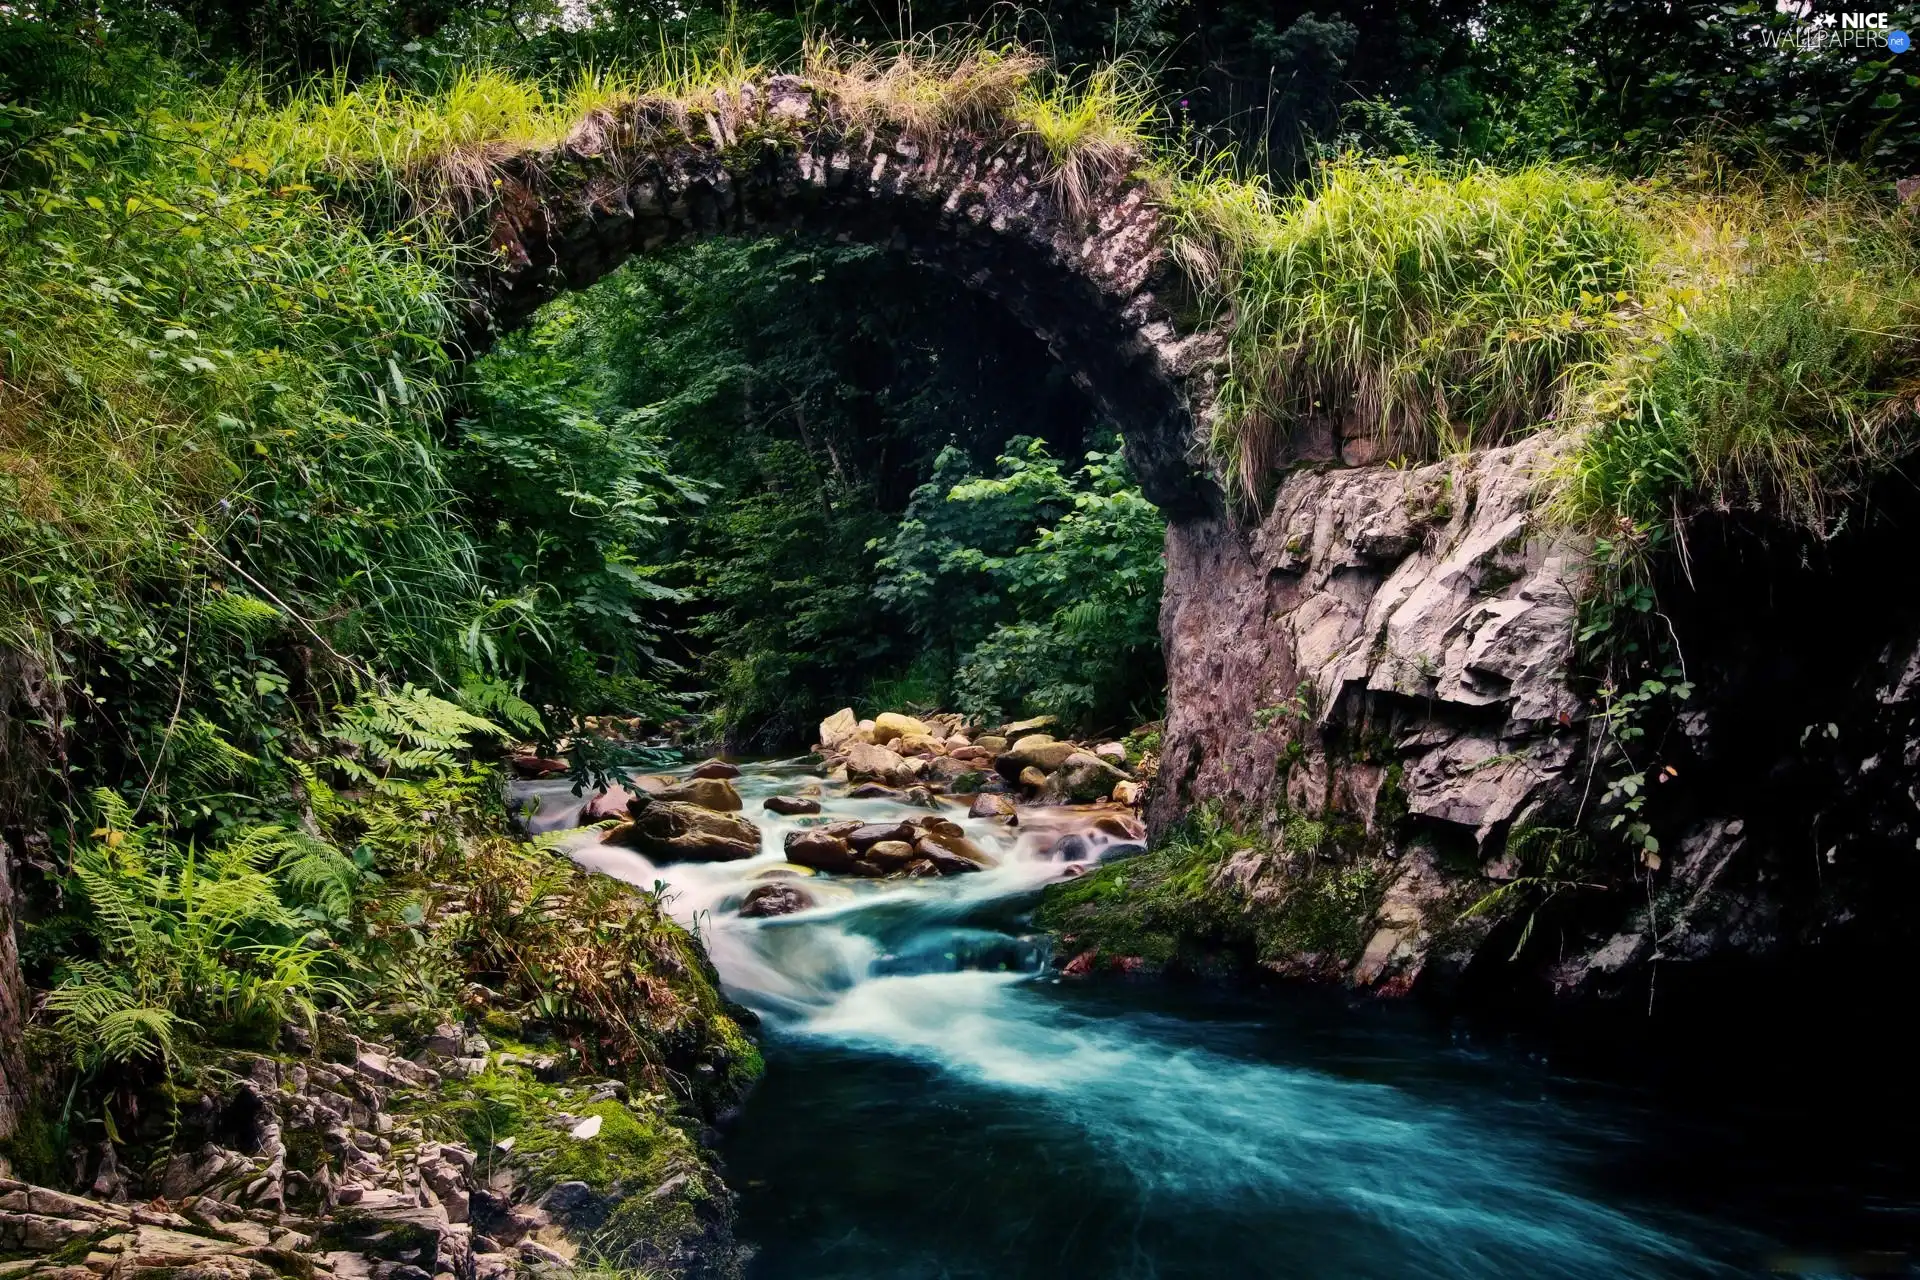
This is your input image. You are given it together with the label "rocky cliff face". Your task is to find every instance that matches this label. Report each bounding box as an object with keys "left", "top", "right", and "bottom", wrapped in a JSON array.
[{"left": 1103, "top": 436, "right": 1920, "bottom": 1016}]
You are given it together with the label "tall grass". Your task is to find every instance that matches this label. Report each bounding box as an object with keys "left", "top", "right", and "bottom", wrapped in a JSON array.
[{"left": 1170, "top": 157, "right": 1649, "bottom": 496}]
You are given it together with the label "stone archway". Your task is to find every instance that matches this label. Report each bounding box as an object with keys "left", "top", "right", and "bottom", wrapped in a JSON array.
[{"left": 450, "top": 74, "right": 1224, "bottom": 518}]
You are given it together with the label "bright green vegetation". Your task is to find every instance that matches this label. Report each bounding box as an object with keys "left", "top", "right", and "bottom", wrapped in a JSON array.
[
  {"left": 1036, "top": 805, "right": 1384, "bottom": 974},
  {"left": 1179, "top": 158, "right": 1920, "bottom": 552}
]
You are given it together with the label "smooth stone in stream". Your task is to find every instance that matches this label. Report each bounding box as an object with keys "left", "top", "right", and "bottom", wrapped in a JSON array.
[
  {"left": 818, "top": 706, "right": 862, "bottom": 751},
  {"left": 1112, "top": 779, "right": 1142, "bottom": 806},
  {"left": 580, "top": 785, "right": 637, "bottom": 822},
  {"left": 691, "top": 759, "right": 741, "bottom": 779},
  {"left": 926, "top": 756, "right": 975, "bottom": 782},
  {"left": 915, "top": 837, "right": 985, "bottom": 875},
  {"left": 655, "top": 776, "right": 742, "bottom": 812},
  {"left": 784, "top": 828, "right": 858, "bottom": 873},
  {"left": 863, "top": 839, "right": 918, "bottom": 871},
  {"left": 999, "top": 715, "right": 1057, "bottom": 736},
  {"left": 763, "top": 795, "right": 822, "bottom": 815},
  {"left": 848, "top": 821, "right": 915, "bottom": 851},
  {"left": 968, "top": 793, "right": 1018, "bottom": 822},
  {"left": 1000, "top": 735, "right": 1077, "bottom": 773},
  {"left": 606, "top": 801, "right": 759, "bottom": 862},
  {"left": 898, "top": 733, "right": 946, "bottom": 756},
  {"left": 916, "top": 817, "right": 995, "bottom": 866},
  {"left": 1050, "top": 752, "right": 1130, "bottom": 804},
  {"left": 509, "top": 755, "right": 569, "bottom": 779},
  {"left": 972, "top": 735, "right": 1009, "bottom": 753},
  {"left": 847, "top": 782, "right": 903, "bottom": 800},
  {"left": 739, "top": 882, "right": 813, "bottom": 919},
  {"left": 1018, "top": 766, "right": 1050, "bottom": 792},
  {"left": 844, "top": 741, "right": 914, "bottom": 786}
]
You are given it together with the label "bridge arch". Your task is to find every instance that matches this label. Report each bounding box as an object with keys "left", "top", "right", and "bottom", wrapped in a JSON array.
[{"left": 448, "top": 74, "right": 1223, "bottom": 516}]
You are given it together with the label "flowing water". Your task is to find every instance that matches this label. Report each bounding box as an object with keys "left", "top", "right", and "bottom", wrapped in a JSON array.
[{"left": 524, "top": 760, "right": 1920, "bottom": 1279}]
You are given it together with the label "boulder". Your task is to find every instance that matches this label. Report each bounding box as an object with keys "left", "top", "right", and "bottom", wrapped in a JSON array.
[
  {"left": 763, "top": 795, "right": 822, "bottom": 816},
  {"left": 740, "top": 882, "right": 813, "bottom": 918},
  {"left": 916, "top": 818, "right": 994, "bottom": 867},
  {"left": 580, "top": 785, "right": 637, "bottom": 822},
  {"left": 1093, "top": 812, "right": 1147, "bottom": 841},
  {"left": 863, "top": 839, "right": 918, "bottom": 870},
  {"left": 784, "top": 828, "right": 858, "bottom": 873},
  {"left": 848, "top": 821, "right": 915, "bottom": 851},
  {"left": 873, "top": 712, "right": 931, "bottom": 744},
  {"left": 1112, "top": 780, "right": 1143, "bottom": 806},
  {"left": 608, "top": 801, "right": 759, "bottom": 862},
  {"left": 916, "top": 838, "right": 985, "bottom": 875},
  {"left": 926, "top": 756, "right": 975, "bottom": 782},
  {"left": 1000, "top": 715, "right": 1058, "bottom": 736},
  {"left": 1053, "top": 751, "right": 1130, "bottom": 803},
  {"left": 847, "top": 782, "right": 904, "bottom": 799},
  {"left": 1018, "top": 766, "right": 1051, "bottom": 792},
  {"left": 632, "top": 773, "right": 679, "bottom": 795},
  {"left": 655, "top": 776, "right": 743, "bottom": 812},
  {"left": 898, "top": 733, "right": 947, "bottom": 756},
  {"left": 969, "top": 793, "right": 1018, "bottom": 821},
  {"left": 973, "top": 735, "right": 1009, "bottom": 753},
  {"left": 819, "top": 707, "right": 861, "bottom": 751},
  {"left": 903, "top": 785, "right": 937, "bottom": 807},
  {"left": 509, "top": 755, "right": 569, "bottom": 779},
  {"left": 1093, "top": 742, "right": 1129, "bottom": 765},
  {"left": 844, "top": 741, "right": 913, "bottom": 786},
  {"left": 1000, "top": 734, "right": 1077, "bottom": 773},
  {"left": 691, "top": 759, "right": 741, "bottom": 779}
]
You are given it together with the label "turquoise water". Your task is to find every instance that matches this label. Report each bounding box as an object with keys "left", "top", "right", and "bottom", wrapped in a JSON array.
[{"left": 548, "top": 762, "right": 1915, "bottom": 1279}]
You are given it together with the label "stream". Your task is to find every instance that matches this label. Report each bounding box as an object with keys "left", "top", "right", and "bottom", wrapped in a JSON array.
[{"left": 520, "top": 759, "right": 1919, "bottom": 1279}]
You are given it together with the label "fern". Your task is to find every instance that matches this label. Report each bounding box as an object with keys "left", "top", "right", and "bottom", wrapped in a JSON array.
[
  {"left": 196, "top": 590, "right": 283, "bottom": 642},
  {"left": 326, "top": 684, "right": 506, "bottom": 788},
  {"left": 458, "top": 673, "right": 546, "bottom": 737}
]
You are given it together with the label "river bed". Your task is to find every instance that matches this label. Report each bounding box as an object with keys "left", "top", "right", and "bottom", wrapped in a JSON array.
[{"left": 522, "top": 758, "right": 1919, "bottom": 1279}]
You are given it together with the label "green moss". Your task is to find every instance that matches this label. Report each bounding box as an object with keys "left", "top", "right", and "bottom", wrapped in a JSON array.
[{"left": 1254, "top": 862, "right": 1384, "bottom": 962}]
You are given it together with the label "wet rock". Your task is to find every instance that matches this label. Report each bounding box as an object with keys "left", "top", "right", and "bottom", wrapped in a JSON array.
[
  {"left": 1094, "top": 742, "right": 1129, "bottom": 764},
  {"left": 580, "top": 785, "right": 637, "bottom": 822},
  {"left": 1018, "top": 766, "right": 1050, "bottom": 792},
  {"left": 864, "top": 839, "right": 918, "bottom": 870},
  {"left": 784, "top": 828, "right": 858, "bottom": 873},
  {"left": 847, "top": 782, "right": 903, "bottom": 799},
  {"left": 972, "top": 735, "right": 1009, "bottom": 753},
  {"left": 903, "top": 785, "right": 937, "bottom": 807},
  {"left": 608, "top": 801, "right": 760, "bottom": 862},
  {"left": 655, "top": 776, "right": 743, "bottom": 812},
  {"left": 897, "top": 733, "right": 946, "bottom": 756},
  {"left": 944, "top": 734, "right": 972, "bottom": 752},
  {"left": 968, "top": 793, "right": 1018, "bottom": 821},
  {"left": 740, "top": 882, "right": 813, "bottom": 918},
  {"left": 915, "top": 838, "right": 985, "bottom": 875},
  {"left": 690, "top": 759, "right": 741, "bottom": 779},
  {"left": 1112, "top": 780, "right": 1142, "bottom": 806},
  {"left": 916, "top": 817, "right": 994, "bottom": 866},
  {"left": 926, "top": 756, "right": 975, "bottom": 782},
  {"left": 848, "top": 821, "right": 915, "bottom": 851},
  {"left": 509, "top": 755, "right": 569, "bottom": 779},
  {"left": 763, "top": 795, "right": 821, "bottom": 815}
]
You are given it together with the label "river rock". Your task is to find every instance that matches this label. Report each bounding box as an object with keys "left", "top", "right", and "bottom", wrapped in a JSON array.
[
  {"left": 1052, "top": 752, "right": 1130, "bottom": 803},
  {"left": 848, "top": 821, "right": 915, "bottom": 851},
  {"left": 944, "top": 734, "right": 972, "bottom": 751},
  {"left": 916, "top": 818, "right": 994, "bottom": 866},
  {"left": 1018, "top": 765, "right": 1050, "bottom": 792},
  {"left": 509, "top": 755, "right": 569, "bottom": 779},
  {"left": 1093, "top": 741, "right": 1128, "bottom": 764},
  {"left": 873, "top": 712, "right": 931, "bottom": 744},
  {"left": 1112, "top": 779, "right": 1143, "bottom": 806},
  {"left": 864, "top": 839, "right": 918, "bottom": 870},
  {"left": 1093, "top": 812, "right": 1147, "bottom": 841},
  {"left": 898, "top": 733, "right": 947, "bottom": 756},
  {"left": 1000, "top": 715, "right": 1057, "bottom": 736},
  {"left": 739, "top": 882, "right": 813, "bottom": 918},
  {"left": 655, "top": 776, "right": 742, "bottom": 812},
  {"left": 819, "top": 707, "right": 861, "bottom": 750},
  {"left": 926, "top": 756, "right": 975, "bottom": 781},
  {"left": 969, "top": 793, "right": 1018, "bottom": 821},
  {"left": 763, "top": 795, "right": 822, "bottom": 815},
  {"left": 973, "top": 735, "right": 1009, "bottom": 753},
  {"left": 847, "top": 782, "right": 904, "bottom": 799},
  {"left": 916, "top": 838, "right": 985, "bottom": 875},
  {"left": 691, "top": 759, "right": 741, "bottom": 779},
  {"left": 844, "top": 740, "right": 914, "bottom": 786},
  {"left": 784, "top": 828, "right": 857, "bottom": 873},
  {"left": 608, "top": 801, "right": 759, "bottom": 862},
  {"left": 1000, "top": 734, "right": 1078, "bottom": 773},
  {"left": 580, "top": 785, "right": 637, "bottom": 822}
]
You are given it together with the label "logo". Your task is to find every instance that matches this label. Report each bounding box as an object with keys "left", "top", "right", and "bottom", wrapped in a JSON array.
[{"left": 1760, "top": 8, "right": 1913, "bottom": 50}]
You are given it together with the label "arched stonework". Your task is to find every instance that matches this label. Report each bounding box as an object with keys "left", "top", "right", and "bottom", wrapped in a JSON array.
[{"left": 456, "top": 75, "right": 1223, "bottom": 517}]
